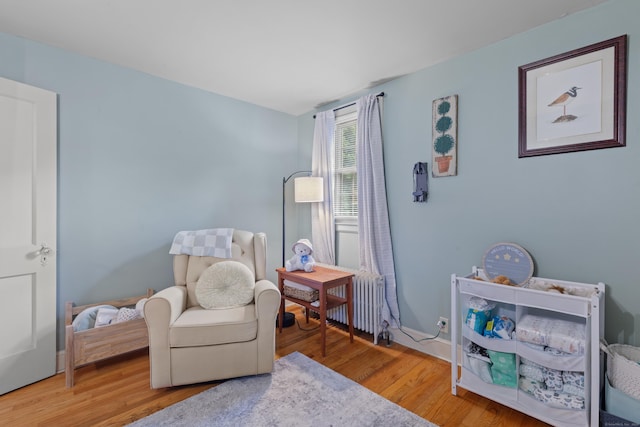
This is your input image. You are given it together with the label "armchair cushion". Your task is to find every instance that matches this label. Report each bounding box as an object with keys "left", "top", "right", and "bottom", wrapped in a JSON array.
[
  {"left": 195, "top": 261, "right": 255, "bottom": 309},
  {"left": 169, "top": 305, "right": 258, "bottom": 347}
]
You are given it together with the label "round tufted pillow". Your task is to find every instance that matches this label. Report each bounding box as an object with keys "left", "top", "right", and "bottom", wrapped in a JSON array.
[{"left": 195, "top": 261, "right": 255, "bottom": 309}]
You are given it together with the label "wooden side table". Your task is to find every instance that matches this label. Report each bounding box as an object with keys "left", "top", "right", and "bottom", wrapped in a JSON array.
[{"left": 276, "top": 266, "right": 354, "bottom": 356}]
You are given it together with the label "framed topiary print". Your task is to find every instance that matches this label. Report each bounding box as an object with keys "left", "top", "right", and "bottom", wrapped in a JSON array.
[{"left": 432, "top": 94, "right": 458, "bottom": 177}]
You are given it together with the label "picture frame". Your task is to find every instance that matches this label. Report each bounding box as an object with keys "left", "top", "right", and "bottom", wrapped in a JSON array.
[
  {"left": 518, "top": 35, "right": 627, "bottom": 158},
  {"left": 432, "top": 94, "right": 458, "bottom": 177}
]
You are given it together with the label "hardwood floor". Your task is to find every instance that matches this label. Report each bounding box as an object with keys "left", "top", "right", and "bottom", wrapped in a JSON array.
[{"left": 0, "top": 306, "right": 549, "bottom": 426}]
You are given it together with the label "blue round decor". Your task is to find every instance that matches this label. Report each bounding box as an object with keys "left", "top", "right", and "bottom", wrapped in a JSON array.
[{"left": 482, "top": 242, "right": 534, "bottom": 285}]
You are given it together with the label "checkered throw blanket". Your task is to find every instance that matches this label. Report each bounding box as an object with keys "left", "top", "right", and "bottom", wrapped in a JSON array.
[{"left": 169, "top": 228, "right": 234, "bottom": 258}]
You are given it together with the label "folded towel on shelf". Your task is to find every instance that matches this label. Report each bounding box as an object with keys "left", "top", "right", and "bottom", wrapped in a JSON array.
[
  {"left": 488, "top": 350, "right": 517, "bottom": 388},
  {"left": 519, "top": 363, "right": 544, "bottom": 382},
  {"left": 562, "top": 371, "right": 585, "bottom": 388},
  {"left": 533, "top": 387, "right": 585, "bottom": 410},
  {"left": 562, "top": 383, "right": 585, "bottom": 397},
  {"left": 543, "top": 366, "right": 564, "bottom": 391},
  {"left": 467, "top": 355, "right": 493, "bottom": 384},
  {"left": 169, "top": 228, "right": 234, "bottom": 258},
  {"left": 521, "top": 357, "right": 544, "bottom": 368},
  {"left": 519, "top": 376, "right": 544, "bottom": 395}
]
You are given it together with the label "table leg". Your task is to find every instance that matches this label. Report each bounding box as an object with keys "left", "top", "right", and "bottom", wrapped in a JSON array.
[
  {"left": 319, "top": 284, "right": 327, "bottom": 357},
  {"left": 346, "top": 277, "right": 354, "bottom": 343}
]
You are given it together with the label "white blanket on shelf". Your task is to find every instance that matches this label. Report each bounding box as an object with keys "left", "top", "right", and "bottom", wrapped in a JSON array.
[
  {"left": 516, "top": 314, "right": 586, "bottom": 354},
  {"left": 169, "top": 228, "right": 234, "bottom": 258}
]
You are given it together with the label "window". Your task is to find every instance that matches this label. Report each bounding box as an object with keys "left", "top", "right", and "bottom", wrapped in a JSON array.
[{"left": 333, "top": 109, "right": 358, "bottom": 219}]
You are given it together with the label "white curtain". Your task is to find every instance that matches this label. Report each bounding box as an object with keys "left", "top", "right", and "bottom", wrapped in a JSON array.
[
  {"left": 356, "top": 94, "right": 401, "bottom": 327},
  {"left": 311, "top": 110, "right": 336, "bottom": 265}
]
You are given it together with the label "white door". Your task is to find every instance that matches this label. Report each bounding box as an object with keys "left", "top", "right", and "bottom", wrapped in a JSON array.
[{"left": 0, "top": 76, "right": 57, "bottom": 395}]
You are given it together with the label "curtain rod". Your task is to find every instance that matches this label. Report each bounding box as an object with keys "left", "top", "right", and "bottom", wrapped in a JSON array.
[{"left": 313, "top": 92, "right": 384, "bottom": 119}]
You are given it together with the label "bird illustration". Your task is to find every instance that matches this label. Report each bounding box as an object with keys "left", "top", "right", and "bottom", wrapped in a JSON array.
[{"left": 548, "top": 86, "right": 581, "bottom": 116}]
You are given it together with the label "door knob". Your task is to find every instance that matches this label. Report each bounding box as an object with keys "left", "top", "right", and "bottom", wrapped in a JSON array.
[{"left": 39, "top": 243, "right": 53, "bottom": 265}]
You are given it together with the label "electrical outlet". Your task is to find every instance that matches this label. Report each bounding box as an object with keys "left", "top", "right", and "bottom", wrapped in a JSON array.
[{"left": 438, "top": 316, "right": 449, "bottom": 334}]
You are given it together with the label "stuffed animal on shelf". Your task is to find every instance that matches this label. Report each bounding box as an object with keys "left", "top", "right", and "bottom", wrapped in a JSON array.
[
  {"left": 285, "top": 238, "right": 316, "bottom": 272},
  {"left": 491, "top": 275, "right": 515, "bottom": 286}
]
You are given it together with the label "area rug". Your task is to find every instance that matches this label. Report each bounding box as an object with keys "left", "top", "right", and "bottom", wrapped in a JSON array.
[{"left": 129, "top": 351, "right": 437, "bottom": 426}]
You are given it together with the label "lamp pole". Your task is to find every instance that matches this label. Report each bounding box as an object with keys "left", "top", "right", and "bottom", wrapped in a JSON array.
[{"left": 282, "top": 171, "right": 312, "bottom": 267}]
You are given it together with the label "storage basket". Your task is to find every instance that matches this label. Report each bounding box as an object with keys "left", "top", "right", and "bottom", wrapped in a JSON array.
[
  {"left": 603, "top": 374, "right": 640, "bottom": 424},
  {"left": 283, "top": 280, "right": 318, "bottom": 302},
  {"left": 601, "top": 339, "right": 640, "bottom": 401}
]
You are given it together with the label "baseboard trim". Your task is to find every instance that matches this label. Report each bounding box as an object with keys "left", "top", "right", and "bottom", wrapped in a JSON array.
[
  {"left": 56, "top": 325, "right": 459, "bottom": 374},
  {"left": 56, "top": 350, "right": 65, "bottom": 373},
  {"left": 389, "top": 325, "right": 462, "bottom": 366}
]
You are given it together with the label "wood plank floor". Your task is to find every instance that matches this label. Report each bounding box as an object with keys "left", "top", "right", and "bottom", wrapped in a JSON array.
[{"left": 0, "top": 306, "right": 549, "bottom": 426}]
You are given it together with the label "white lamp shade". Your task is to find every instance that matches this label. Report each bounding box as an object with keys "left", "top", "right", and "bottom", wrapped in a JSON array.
[{"left": 294, "top": 177, "right": 324, "bottom": 203}]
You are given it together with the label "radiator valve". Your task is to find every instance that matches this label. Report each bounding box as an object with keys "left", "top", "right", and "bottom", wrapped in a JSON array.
[{"left": 377, "top": 320, "right": 391, "bottom": 347}]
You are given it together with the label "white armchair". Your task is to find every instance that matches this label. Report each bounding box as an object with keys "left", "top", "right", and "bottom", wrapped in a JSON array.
[{"left": 143, "top": 230, "right": 280, "bottom": 388}]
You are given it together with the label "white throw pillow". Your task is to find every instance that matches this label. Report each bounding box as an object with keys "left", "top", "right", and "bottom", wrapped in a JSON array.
[{"left": 195, "top": 261, "right": 255, "bottom": 309}]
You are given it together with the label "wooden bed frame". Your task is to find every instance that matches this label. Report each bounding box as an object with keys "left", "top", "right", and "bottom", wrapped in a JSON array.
[{"left": 64, "top": 289, "right": 154, "bottom": 387}]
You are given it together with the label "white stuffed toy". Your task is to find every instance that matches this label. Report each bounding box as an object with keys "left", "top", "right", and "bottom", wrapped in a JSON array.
[{"left": 285, "top": 239, "right": 316, "bottom": 272}]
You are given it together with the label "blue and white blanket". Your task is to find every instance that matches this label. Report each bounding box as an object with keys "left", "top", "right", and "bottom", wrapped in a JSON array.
[{"left": 169, "top": 228, "right": 234, "bottom": 258}]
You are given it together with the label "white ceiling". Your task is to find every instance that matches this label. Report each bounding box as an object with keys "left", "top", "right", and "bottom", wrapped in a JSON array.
[{"left": 0, "top": 0, "right": 609, "bottom": 115}]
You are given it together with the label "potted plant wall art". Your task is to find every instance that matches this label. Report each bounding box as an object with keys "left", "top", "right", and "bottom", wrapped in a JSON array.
[{"left": 432, "top": 95, "right": 458, "bottom": 177}]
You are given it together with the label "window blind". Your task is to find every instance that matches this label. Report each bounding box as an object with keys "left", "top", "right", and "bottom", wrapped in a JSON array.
[{"left": 333, "top": 113, "right": 357, "bottom": 217}]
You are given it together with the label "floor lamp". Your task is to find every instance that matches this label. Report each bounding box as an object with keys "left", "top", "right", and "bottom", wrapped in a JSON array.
[
  {"left": 282, "top": 171, "right": 324, "bottom": 266},
  {"left": 281, "top": 171, "right": 323, "bottom": 327}
]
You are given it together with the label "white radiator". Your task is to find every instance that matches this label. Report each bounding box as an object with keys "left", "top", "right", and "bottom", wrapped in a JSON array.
[{"left": 319, "top": 264, "right": 385, "bottom": 344}]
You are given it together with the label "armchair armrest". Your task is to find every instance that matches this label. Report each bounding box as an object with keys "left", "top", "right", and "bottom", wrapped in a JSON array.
[
  {"left": 143, "top": 286, "right": 187, "bottom": 389},
  {"left": 144, "top": 285, "right": 187, "bottom": 327},
  {"left": 254, "top": 279, "right": 280, "bottom": 320},
  {"left": 254, "top": 279, "right": 280, "bottom": 374}
]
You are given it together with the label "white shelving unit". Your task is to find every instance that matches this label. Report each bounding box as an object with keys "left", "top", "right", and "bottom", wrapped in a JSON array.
[{"left": 451, "top": 267, "right": 604, "bottom": 427}]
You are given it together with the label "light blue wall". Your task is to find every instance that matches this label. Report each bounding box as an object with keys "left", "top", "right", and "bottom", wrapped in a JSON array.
[
  {"left": 297, "top": 0, "right": 640, "bottom": 345},
  {"left": 1, "top": 0, "right": 637, "bottom": 354},
  {"left": 0, "top": 32, "right": 298, "bottom": 350}
]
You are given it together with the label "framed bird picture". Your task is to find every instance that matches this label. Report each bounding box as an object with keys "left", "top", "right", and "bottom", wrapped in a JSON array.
[{"left": 518, "top": 35, "right": 627, "bottom": 157}]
